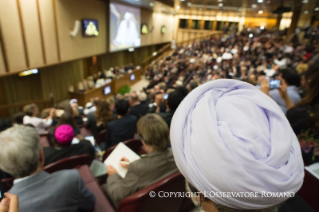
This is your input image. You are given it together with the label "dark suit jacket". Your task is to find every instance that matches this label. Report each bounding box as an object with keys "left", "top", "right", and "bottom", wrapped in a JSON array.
[
  {"left": 158, "top": 111, "right": 175, "bottom": 128},
  {"left": 9, "top": 170, "right": 95, "bottom": 212},
  {"left": 104, "top": 149, "right": 178, "bottom": 208},
  {"left": 129, "top": 103, "right": 149, "bottom": 120},
  {"left": 105, "top": 115, "right": 137, "bottom": 149},
  {"left": 43, "top": 140, "right": 95, "bottom": 166}
]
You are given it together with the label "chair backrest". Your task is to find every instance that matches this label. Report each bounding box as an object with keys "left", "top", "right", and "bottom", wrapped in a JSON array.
[
  {"left": 76, "top": 165, "right": 116, "bottom": 212},
  {"left": 40, "top": 133, "right": 50, "bottom": 147},
  {"left": 103, "top": 139, "right": 143, "bottom": 161},
  {"left": 95, "top": 129, "right": 106, "bottom": 145},
  {"left": 1, "top": 178, "right": 14, "bottom": 192},
  {"left": 118, "top": 172, "right": 194, "bottom": 212},
  {"left": 44, "top": 154, "right": 93, "bottom": 174}
]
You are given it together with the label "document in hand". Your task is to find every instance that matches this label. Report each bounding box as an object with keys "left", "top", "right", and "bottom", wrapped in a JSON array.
[
  {"left": 305, "top": 163, "right": 319, "bottom": 180},
  {"left": 104, "top": 142, "right": 141, "bottom": 178}
]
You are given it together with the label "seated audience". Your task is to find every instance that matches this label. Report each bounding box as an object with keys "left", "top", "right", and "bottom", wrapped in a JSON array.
[
  {"left": 13, "top": 112, "right": 24, "bottom": 125},
  {"left": 104, "top": 114, "right": 178, "bottom": 207},
  {"left": 43, "top": 124, "right": 95, "bottom": 166},
  {"left": 139, "top": 92, "right": 149, "bottom": 105},
  {"left": 187, "top": 81, "right": 198, "bottom": 92},
  {"left": 86, "top": 100, "right": 114, "bottom": 138},
  {"left": 158, "top": 91, "right": 184, "bottom": 128},
  {"left": 64, "top": 105, "right": 83, "bottom": 126},
  {"left": 0, "top": 125, "right": 95, "bottom": 212},
  {"left": 0, "top": 118, "right": 12, "bottom": 132},
  {"left": 262, "top": 69, "right": 301, "bottom": 113},
  {"left": 170, "top": 80, "right": 307, "bottom": 212},
  {"left": 104, "top": 100, "right": 137, "bottom": 149},
  {"left": 23, "top": 103, "right": 55, "bottom": 134},
  {"left": 57, "top": 112, "right": 81, "bottom": 135},
  {"left": 0, "top": 119, "right": 13, "bottom": 179},
  {"left": 287, "top": 61, "right": 319, "bottom": 164},
  {"left": 83, "top": 102, "right": 96, "bottom": 115},
  {"left": 129, "top": 91, "right": 149, "bottom": 120}
]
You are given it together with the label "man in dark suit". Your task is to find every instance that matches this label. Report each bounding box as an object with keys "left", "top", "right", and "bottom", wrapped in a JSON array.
[
  {"left": 105, "top": 100, "right": 137, "bottom": 149},
  {"left": 129, "top": 91, "right": 149, "bottom": 120},
  {"left": 158, "top": 91, "right": 184, "bottom": 128},
  {"left": 0, "top": 125, "right": 95, "bottom": 212}
]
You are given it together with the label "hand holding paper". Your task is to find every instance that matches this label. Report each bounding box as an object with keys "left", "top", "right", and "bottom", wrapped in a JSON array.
[{"left": 104, "top": 142, "right": 141, "bottom": 178}]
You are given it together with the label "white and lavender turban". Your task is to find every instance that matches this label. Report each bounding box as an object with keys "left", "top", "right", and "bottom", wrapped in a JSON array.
[{"left": 170, "top": 79, "right": 304, "bottom": 210}]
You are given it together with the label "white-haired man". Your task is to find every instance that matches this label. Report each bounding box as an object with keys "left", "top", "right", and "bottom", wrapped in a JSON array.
[
  {"left": 170, "top": 79, "right": 309, "bottom": 212},
  {"left": 0, "top": 125, "right": 95, "bottom": 212}
]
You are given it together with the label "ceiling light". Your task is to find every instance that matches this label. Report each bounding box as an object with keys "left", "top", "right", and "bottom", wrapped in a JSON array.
[
  {"left": 128, "top": 48, "right": 134, "bottom": 52},
  {"left": 260, "top": 26, "right": 265, "bottom": 30},
  {"left": 315, "top": 7, "right": 319, "bottom": 11},
  {"left": 302, "top": 0, "right": 308, "bottom": 3},
  {"left": 218, "top": 0, "right": 223, "bottom": 2},
  {"left": 304, "top": 10, "right": 309, "bottom": 14},
  {"left": 257, "top": 0, "right": 263, "bottom": 2},
  {"left": 181, "top": 0, "right": 185, "bottom": 1},
  {"left": 187, "top": 2, "right": 192, "bottom": 6},
  {"left": 252, "top": 4, "right": 257, "bottom": 8},
  {"left": 218, "top": 3, "right": 223, "bottom": 7},
  {"left": 176, "top": 6, "right": 180, "bottom": 9},
  {"left": 149, "top": 2, "right": 154, "bottom": 6},
  {"left": 249, "top": 33, "right": 253, "bottom": 38},
  {"left": 258, "top": 10, "right": 263, "bottom": 14}
]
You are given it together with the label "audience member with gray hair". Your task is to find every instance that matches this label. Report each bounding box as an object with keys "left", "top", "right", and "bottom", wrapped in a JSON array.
[
  {"left": 0, "top": 125, "right": 95, "bottom": 212},
  {"left": 129, "top": 91, "right": 149, "bottom": 120}
]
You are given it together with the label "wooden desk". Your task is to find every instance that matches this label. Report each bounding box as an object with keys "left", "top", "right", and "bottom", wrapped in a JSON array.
[{"left": 69, "top": 69, "right": 143, "bottom": 106}]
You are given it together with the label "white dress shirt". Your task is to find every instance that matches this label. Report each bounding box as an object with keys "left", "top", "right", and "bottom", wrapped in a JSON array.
[{"left": 23, "top": 116, "right": 52, "bottom": 134}]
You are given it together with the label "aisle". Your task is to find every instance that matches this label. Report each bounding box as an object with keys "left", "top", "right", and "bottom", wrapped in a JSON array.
[{"left": 130, "top": 76, "right": 149, "bottom": 92}]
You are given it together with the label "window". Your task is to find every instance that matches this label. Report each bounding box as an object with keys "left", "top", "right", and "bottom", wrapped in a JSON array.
[
  {"left": 204, "top": 21, "right": 213, "bottom": 30},
  {"left": 179, "top": 19, "right": 188, "bottom": 29},
  {"left": 191, "top": 20, "right": 201, "bottom": 29},
  {"left": 216, "top": 21, "right": 226, "bottom": 30}
]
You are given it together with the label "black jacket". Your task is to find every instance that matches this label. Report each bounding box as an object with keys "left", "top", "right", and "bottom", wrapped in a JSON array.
[
  {"left": 129, "top": 104, "right": 149, "bottom": 120},
  {"left": 105, "top": 115, "right": 137, "bottom": 149}
]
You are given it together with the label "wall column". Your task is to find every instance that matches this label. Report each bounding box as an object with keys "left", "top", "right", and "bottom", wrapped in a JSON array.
[
  {"left": 276, "top": 14, "right": 282, "bottom": 30},
  {"left": 287, "top": 0, "right": 302, "bottom": 36}
]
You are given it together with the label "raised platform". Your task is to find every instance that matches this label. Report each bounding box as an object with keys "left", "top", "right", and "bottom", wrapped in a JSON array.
[{"left": 69, "top": 69, "right": 143, "bottom": 106}]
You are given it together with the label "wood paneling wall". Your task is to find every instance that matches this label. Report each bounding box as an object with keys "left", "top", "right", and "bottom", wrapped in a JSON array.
[
  {"left": 40, "top": 60, "right": 84, "bottom": 102},
  {"left": 0, "top": 74, "right": 43, "bottom": 104},
  {"left": 38, "top": 0, "right": 59, "bottom": 64},
  {"left": 0, "top": 38, "right": 6, "bottom": 75},
  {"left": 0, "top": 0, "right": 27, "bottom": 72},
  {"left": 19, "top": 0, "right": 45, "bottom": 67}
]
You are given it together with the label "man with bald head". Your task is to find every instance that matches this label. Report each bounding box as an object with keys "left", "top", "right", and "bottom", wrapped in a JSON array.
[
  {"left": 170, "top": 79, "right": 309, "bottom": 212},
  {"left": 129, "top": 91, "right": 149, "bottom": 120}
]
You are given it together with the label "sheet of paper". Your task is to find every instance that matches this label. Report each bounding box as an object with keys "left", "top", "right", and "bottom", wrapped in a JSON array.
[
  {"left": 305, "top": 162, "right": 319, "bottom": 180},
  {"left": 90, "top": 160, "right": 108, "bottom": 177},
  {"left": 104, "top": 142, "right": 141, "bottom": 178}
]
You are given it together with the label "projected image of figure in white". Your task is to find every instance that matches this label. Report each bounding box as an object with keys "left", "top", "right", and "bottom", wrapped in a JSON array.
[
  {"left": 110, "top": 3, "right": 141, "bottom": 51},
  {"left": 114, "top": 12, "right": 139, "bottom": 46}
]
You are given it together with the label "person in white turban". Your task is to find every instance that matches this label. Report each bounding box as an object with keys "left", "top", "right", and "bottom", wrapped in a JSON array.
[{"left": 170, "top": 79, "right": 304, "bottom": 212}]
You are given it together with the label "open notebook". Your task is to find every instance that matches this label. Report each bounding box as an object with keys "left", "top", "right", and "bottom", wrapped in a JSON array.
[
  {"left": 104, "top": 142, "right": 141, "bottom": 178},
  {"left": 305, "top": 163, "right": 319, "bottom": 180}
]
